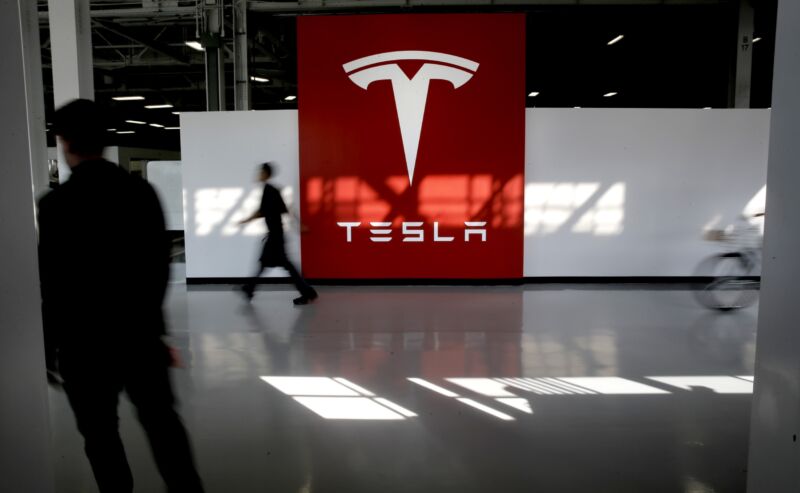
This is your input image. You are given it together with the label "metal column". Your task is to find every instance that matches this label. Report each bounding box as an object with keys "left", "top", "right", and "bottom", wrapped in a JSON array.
[
  {"left": 203, "top": 0, "right": 225, "bottom": 111},
  {"left": 734, "top": 0, "right": 755, "bottom": 108},
  {"left": 234, "top": 0, "right": 250, "bottom": 111}
]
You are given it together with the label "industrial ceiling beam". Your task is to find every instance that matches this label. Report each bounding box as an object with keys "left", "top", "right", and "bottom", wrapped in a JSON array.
[
  {"left": 94, "top": 86, "right": 205, "bottom": 93},
  {"left": 88, "top": 55, "right": 277, "bottom": 68},
  {"left": 93, "top": 19, "right": 191, "bottom": 66},
  {"left": 35, "top": 0, "right": 732, "bottom": 18},
  {"left": 248, "top": 0, "right": 731, "bottom": 11},
  {"left": 39, "top": 6, "right": 196, "bottom": 19}
]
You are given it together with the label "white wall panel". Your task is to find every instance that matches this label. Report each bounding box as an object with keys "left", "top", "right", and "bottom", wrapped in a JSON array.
[
  {"left": 146, "top": 161, "right": 184, "bottom": 231},
  {"left": 524, "top": 108, "right": 770, "bottom": 277},
  {"left": 182, "top": 108, "right": 769, "bottom": 278},
  {"left": 181, "top": 110, "right": 301, "bottom": 278}
]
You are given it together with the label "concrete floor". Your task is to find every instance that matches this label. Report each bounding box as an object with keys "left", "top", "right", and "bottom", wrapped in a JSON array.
[{"left": 50, "top": 273, "right": 758, "bottom": 493}]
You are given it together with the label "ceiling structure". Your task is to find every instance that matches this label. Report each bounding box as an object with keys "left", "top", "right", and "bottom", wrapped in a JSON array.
[{"left": 37, "top": 0, "right": 777, "bottom": 151}]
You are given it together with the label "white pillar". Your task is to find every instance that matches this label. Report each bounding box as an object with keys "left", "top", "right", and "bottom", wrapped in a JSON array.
[
  {"left": 747, "top": 1, "right": 800, "bottom": 491},
  {"left": 47, "top": 0, "right": 94, "bottom": 182},
  {"left": 0, "top": 0, "right": 54, "bottom": 491},
  {"left": 20, "top": 0, "right": 49, "bottom": 200}
]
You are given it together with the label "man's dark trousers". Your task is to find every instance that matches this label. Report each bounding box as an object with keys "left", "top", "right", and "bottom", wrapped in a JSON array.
[{"left": 61, "top": 343, "right": 204, "bottom": 493}]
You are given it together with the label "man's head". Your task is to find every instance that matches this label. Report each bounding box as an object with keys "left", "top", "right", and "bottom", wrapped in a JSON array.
[
  {"left": 52, "top": 99, "right": 109, "bottom": 168},
  {"left": 258, "top": 162, "right": 274, "bottom": 183}
]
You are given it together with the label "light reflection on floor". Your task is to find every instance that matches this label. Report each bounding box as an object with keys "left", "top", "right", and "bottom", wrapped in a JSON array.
[
  {"left": 261, "top": 375, "right": 753, "bottom": 422},
  {"left": 49, "top": 280, "right": 758, "bottom": 493}
]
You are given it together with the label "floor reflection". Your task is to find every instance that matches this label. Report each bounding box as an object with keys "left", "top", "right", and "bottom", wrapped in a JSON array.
[{"left": 50, "top": 282, "right": 758, "bottom": 493}]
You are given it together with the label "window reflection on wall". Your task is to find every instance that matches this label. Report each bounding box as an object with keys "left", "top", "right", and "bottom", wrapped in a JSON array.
[
  {"left": 193, "top": 186, "right": 297, "bottom": 237},
  {"left": 524, "top": 182, "right": 626, "bottom": 236},
  {"left": 304, "top": 174, "right": 523, "bottom": 228}
]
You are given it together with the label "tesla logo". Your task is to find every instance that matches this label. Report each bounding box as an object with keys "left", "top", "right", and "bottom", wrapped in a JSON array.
[
  {"left": 343, "top": 51, "right": 479, "bottom": 185},
  {"left": 337, "top": 221, "right": 488, "bottom": 243}
]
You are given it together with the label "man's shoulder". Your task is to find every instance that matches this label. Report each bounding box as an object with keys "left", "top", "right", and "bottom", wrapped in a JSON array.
[
  {"left": 128, "top": 171, "right": 154, "bottom": 191},
  {"left": 38, "top": 179, "right": 75, "bottom": 210},
  {"left": 37, "top": 188, "right": 60, "bottom": 212},
  {"left": 263, "top": 183, "right": 286, "bottom": 202},
  {"left": 100, "top": 162, "right": 153, "bottom": 194}
]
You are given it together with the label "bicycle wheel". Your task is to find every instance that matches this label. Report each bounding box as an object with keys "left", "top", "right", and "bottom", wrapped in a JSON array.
[{"left": 695, "top": 253, "right": 759, "bottom": 311}]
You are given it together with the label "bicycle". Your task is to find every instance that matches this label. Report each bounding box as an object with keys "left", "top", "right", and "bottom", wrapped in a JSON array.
[{"left": 694, "top": 214, "right": 763, "bottom": 311}]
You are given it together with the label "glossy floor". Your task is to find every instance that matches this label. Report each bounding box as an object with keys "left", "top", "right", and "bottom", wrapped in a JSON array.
[{"left": 50, "top": 279, "right": 759, "bottom": 493}]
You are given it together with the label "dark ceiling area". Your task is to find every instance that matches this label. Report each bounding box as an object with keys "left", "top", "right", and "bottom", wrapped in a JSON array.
[
  {"left": 37, "top": 0, "right": 777, "bottom": 152},
  {"left": 526, "top": 5, "right": 738, "bottom": 110}
]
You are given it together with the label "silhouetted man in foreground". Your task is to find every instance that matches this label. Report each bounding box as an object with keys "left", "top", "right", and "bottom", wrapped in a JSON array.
[
  {"left": 38, "top": 99, "right": 204, "bottom": 493},
  {"left": 239, "top": 162, "right": 318, "bottom": 305}
]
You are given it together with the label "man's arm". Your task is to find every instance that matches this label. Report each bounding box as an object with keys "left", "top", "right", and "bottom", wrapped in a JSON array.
[{"left": 238, "top": 210, "right": 263, "bottom": 225}]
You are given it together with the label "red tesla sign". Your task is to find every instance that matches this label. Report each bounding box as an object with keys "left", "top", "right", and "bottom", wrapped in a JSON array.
[{"left": 298, "top": 14, "right": 525, "bottom": 278}]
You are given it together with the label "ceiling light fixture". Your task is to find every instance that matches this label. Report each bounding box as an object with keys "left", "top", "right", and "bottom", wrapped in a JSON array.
[
  {"left": 116, "top": 131, "right": 135, "bottom": 134},
  {"left": 165, "top": 127, "right": 180, "bottom": 130},
  {"left": 284, "top": 95, "right": 297, "bottom": 101},
  {"left": 106, "top": 128, "right": 117, "bottom": 132},
  {"left": 113, "top": 96, "right": 145, "bottom": 101},
  {"left": 172, "top": 111, "right": 180, "bottom": 115},
  {"left": 250, "top": 76, "right": 270, "bottom": 83},
  {"left": 608, "top": 35, "right": 624, "bottom": 46},
  {"left": 752, "top": 37, "right": 762, "bottom": 43},
  {"left": 145, "top": 104, "right": 173, "bottom": 109},
  {"left": 528, "top": 91, "right": 540, "bottom": 97},
  {"left": 125, "top": 120, "right": 146, "bottom": 125},
  {"left": 149, "top": 123, "right": 164, "bottom": 128},
  {"left": 603, "top": 92, "right": 618, "bottom": 98},
  {"left": 185, "top": 41, "right": 204, "bottom": 52}
]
